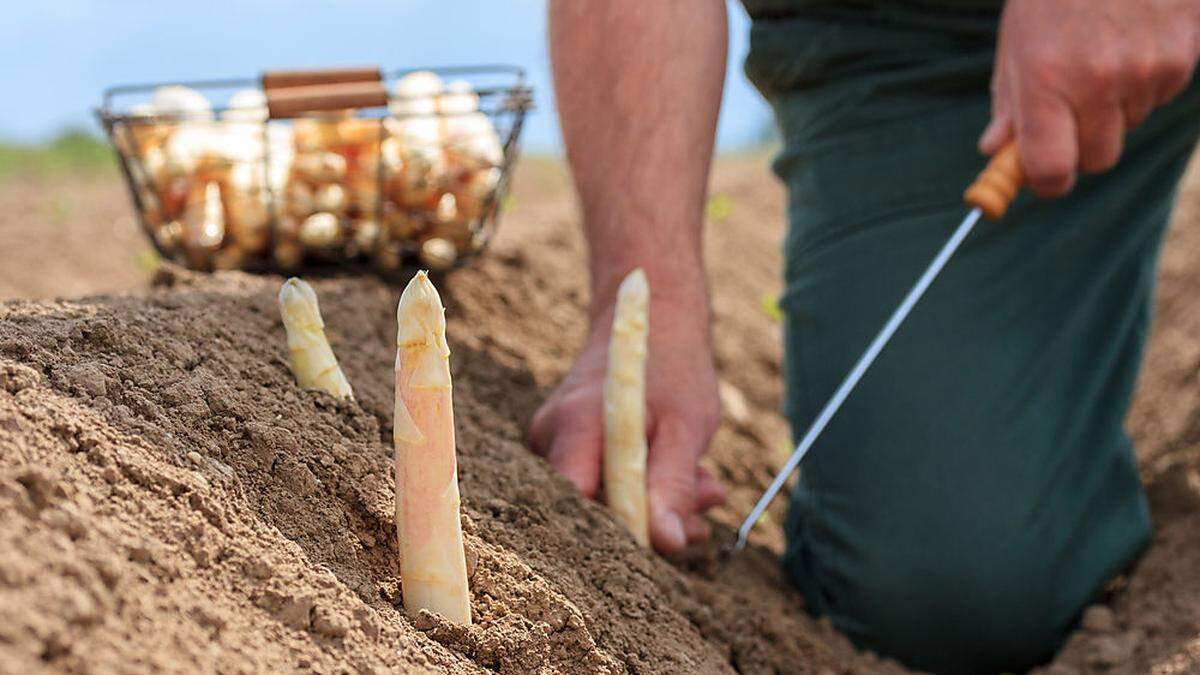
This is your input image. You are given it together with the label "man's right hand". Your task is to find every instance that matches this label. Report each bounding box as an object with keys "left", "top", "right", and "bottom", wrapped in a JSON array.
[
  {"left": 528, "top": 295, "right": 727, "bottom": 554},
  {"left": 540, "top": 0, "right": 730, "bottom": 553}
]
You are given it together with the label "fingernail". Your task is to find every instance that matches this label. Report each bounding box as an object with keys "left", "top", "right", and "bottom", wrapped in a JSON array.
[
  {"left": 1062, "top": 173, "right": 1077, "bottom": 196},
  {"left": 657, "top": 511, "right": 686, "bottom": 552}
]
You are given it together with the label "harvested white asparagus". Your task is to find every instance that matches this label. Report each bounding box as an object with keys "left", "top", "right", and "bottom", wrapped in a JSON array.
[
  {"left": 222, "top": 88, "right": 268, "bottom": 123},
  {"left": 418, "top": 237, "right": 458, "bottom": 271},
  {"left": 603, "top": 268, "right": 651, "bottom": 546},
  {"left": 298, "top": 212, "right": 341, "bottom": 249},
  {"left": 394, "top": 271, "right": 471, "bottom": 625},
  {"left": 152, "top": 85, "right": 214, "bottom": 122},
  {"left": 278, "top": 278, "right": 354, "bottom": 399},
  {"left": 182, "top": 182, "right": 225, "bottom": 254}
]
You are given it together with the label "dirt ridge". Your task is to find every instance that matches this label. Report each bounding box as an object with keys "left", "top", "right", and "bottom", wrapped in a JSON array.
[{"left": 2, "top": 156, "right": 1200, "bottom": 673}]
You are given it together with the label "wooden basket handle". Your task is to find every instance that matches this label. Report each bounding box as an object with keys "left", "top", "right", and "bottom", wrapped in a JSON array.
[
  {"left": 261, "top": 67, "right": 388, "bottom": 119},
  {"left": 261, "top": 66, "right": 382, "bottom": 90}
]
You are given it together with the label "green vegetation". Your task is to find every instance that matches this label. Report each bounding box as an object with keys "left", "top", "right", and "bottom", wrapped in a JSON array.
[
  {"left": 0, "top": 129, "right": 114, "bottom": 179},
  {"left": 705, "top": 193, "right": 733, "bottom": 221},
  {"left": 760, "top": 293, "right": 783, "bottom": 323},
  {"left": 133, "top": 249, "right": 163, "bottom": 273}
]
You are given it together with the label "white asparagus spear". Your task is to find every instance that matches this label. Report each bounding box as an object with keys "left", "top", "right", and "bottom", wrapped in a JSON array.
[
  {"left": 278, "top": 278, "right": 354, "bottom": 399},
  {"left": 603, "top": 268, "right": 651, "bottom": 546},
  {"left": 394, "top": 271, "right": 472, "bottom": 625}
]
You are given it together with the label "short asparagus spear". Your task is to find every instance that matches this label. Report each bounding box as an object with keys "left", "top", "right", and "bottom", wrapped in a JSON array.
[
  {"left": 394, "top": 271, "right": 471, "bottom": 625},
  {"left": 603, "top": 268, "right": 650, "bottom": 546},
  {"left": 278, "top": 278, "right": 354, "bottom": 399}
]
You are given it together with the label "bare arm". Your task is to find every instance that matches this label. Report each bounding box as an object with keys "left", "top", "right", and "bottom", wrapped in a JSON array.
[
  {"left": 529, "top": 0, "right": 729, "bottom": 553},
  {"left": 551, "top": 0, "right": 726, "bottom": 316}
]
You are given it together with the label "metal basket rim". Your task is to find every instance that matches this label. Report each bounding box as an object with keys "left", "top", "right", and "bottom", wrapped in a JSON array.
[{"left": 97, "top": 64, "right": 530, "bottom": 121}]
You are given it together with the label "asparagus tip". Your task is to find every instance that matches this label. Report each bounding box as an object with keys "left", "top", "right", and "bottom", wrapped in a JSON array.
[
  {"left": 279, "top": 277, "right": 323, "bottom": 328},
  {"left": 397, "top": 270, "right": 449, "bottom": 355}
]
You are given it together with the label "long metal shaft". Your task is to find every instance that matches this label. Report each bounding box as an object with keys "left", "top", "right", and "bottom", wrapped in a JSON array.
[{"left": 731, "top": 207, "right": 983, "bottom": 552}]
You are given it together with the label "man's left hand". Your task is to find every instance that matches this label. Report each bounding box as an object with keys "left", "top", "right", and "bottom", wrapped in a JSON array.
[{"left": 981, "top": 0, "right": 1200, "bottom": 197}]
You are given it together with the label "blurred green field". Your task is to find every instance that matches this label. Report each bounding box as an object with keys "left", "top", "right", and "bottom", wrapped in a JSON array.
[{"left": 0, "top": 130, "right": 114, "bottom": 179}]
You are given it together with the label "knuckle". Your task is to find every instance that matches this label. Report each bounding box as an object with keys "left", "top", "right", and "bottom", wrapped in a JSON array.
[
  {"left": 1097, "top": 145, "right": 1121, "bottom": 171},
  {"left": 1023, "top": 153, "right": 1074, "bottom": 196},
  {"left": 1123, "top": 100, "right": 1150, "bottom": 127},
  {"left": 1028, "top": 174, "right": 1073, "bottom": 198},
  {"left": 1024, "top": 53, "right": 1064, "bottom": 87},
  {"left": 1080, "top": 154, "right": 1117, "bottom": 174},
  {"left": 1085, "top": 58, "right": 1120, "bottom": 94},
  {"left": 556, "top": 384, "right": 600, "bottom": 413},
  {"left": 1127, "top": 56, "right": 1157, "bottom": 87},
  {"left": 654, "top": 393, "right": 721, "bottom": 440},
  {"left": 1022, "top": 43, "right": 1061, "bottom": 70},
  {"left": 649, "top": 471, "right": 698, "bottom": 509},
  {"left": 1080, "top": 131, "right": 1122, "bottom": 174},
  {"left": 655, "top": 414, "right": 695, "bottom": 444},
  {"left": 1159, "top": 56, "right": 1195, "bottom": 94},
  {"left": 1025, "top": 154, "right": 1073, "bottom": 183}
]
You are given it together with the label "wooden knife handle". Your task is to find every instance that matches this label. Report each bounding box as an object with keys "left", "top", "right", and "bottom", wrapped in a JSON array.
[{"left": 963, "top": 141, "right": 1023, "bottom": 220}]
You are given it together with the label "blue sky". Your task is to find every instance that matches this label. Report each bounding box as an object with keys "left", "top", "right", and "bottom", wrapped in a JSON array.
[{"left": 0, "top": 1, "right": 772, "bottom": 153}]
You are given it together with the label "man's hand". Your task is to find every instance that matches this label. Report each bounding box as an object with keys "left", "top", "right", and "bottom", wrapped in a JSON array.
[
  {"left": 537, "top": 0, "right": 729, "bottom": 554},
  {"left": 981, "top": 0, "right": 1199, "bottom": 197},
  {"left": 528, "top": 299, "right": 727, "bottom": 553}
]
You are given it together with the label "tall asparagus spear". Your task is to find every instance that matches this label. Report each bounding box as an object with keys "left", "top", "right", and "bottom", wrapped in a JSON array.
[
  {"left": 278, "top": 278, "right": 354, "bottom": 399},
  {"left": 394, "top": 271, "right": 472, "bottom": 625},
  {"left": 603, "top": 268, "right": 650, "bottom": 546}
]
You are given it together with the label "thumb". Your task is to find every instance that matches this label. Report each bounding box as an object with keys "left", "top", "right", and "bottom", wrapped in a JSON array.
[
  {"left": 979, "top": 112, "right": 1012, "bottom": 156},
  {"left": 546, "top": 422, "right": 603, "bottom": 499},
  {"left": 530, "top": 393, "right": 604, "bottom": 498},
  {"left": 646, "top": 418, "right": 704, "bottom": 554},
  {"left": 981, "top": 43, "right": 1014, "bottom": 156}
]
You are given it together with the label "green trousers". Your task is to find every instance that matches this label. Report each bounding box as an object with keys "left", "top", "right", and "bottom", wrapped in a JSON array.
[{"left": 754, "top": 21, "right": 1200, "bottom": 675}]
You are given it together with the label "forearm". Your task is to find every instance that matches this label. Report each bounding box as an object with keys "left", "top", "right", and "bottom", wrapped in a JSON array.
[{"left": 549, "top": 0, "right": 727, "bottom": 328}]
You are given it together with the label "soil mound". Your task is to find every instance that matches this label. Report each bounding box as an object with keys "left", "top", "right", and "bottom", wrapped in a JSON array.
[
  {"left": 1, "top": 157, "right": 1200, "bottom": 673},
  {"left": 0, "top": 159, "right": 905, "bottom": 674}
]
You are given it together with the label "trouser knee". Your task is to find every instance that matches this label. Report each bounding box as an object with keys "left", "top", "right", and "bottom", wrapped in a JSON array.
[{"left": 793, "top": 542, "right": 1074, "bottom": 674}]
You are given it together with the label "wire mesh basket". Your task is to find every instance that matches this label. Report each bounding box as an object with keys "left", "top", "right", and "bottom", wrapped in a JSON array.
[{"left": 95, "top": 65, "right": 532, "bottom": 272}]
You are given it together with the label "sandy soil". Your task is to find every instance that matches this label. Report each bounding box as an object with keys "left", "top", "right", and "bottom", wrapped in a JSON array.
[
  {"left": 0, "top": 175, "right": 150, "bottom": 300},
  {"left": 0, "top": 154, "right": 1198, "bottom": 674}
]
